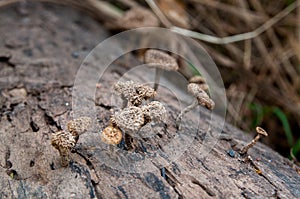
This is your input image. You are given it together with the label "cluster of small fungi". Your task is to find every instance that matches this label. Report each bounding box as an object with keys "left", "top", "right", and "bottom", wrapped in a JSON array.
[
  {"left": 50, "top": 49, "right": 271, "bottom": 168},
  {"left": 51, "top": 117, "right": 91, "bottom": 167},
  {"left": 100, "top": 81, "right": 167, "bottom": 147},
  {"left": 143, "top": 49, "right": 215, "bottom": 128},
  {"left": 50, "top": 49, "right": 219, "bottom": 166}
]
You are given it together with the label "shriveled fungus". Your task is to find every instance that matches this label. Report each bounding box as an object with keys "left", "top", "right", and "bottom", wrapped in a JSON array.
[
  {"left": 189, "top": 75, "right": 209, "bottom": 91},
  {"left": 176, "top": 83, "right": 215, "bottom": 129},
  {"left": 189, "top": 75, "right": 206, "bottom": 84},
  {"left": 51, "top": 131, "right": 76, "bottom": 167},
  {"left": 51, "top": 117, "right": 92, "bottom": 167},
  {"left": 113, "top": 81, "right": 156, "bottom": 107},
  {"left": 187, "top": 83, "right": 215, "bottom": 110},
  {"left": 107, "top": 80, "right": 168, "bottom": 151},
  {"left": 100, "top": 126, "right": 123, "bottom": 145},
  {"left": 110, "top": 106, "right": 145, "bottom": 133},
  {"left": 67, "top": 116, "right": 92, "bottom": 142},
  {"left": 142, "top": 101, "right": 167, "bottom": 123}
]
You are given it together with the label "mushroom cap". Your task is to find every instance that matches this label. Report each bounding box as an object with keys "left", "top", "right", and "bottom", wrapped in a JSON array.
[
  {"left": 188, "top": 76, "right": 209, "bottom": 91},
  {"left": 135, "top": 84, "right": 156, "bottom": 100},
  {"left": 256, "top": 127, "right": 268, "bottom": 136},
  {"left": 51, "top": 131, "right": 76, "bottom": 150},
  {"left": 116, "top": 7, "right": 159, "bottom": 29},
  {"left": 111, "top": 106, "right": 145, "bottom": 132},
  {"left": 189, "top": 76, "right": 206, "bottom": 84},
  {"left": 144, "top": 49, "right": 179, "bottom": 71},
  {"left": 198, "top": 84, "right": 209, "bottom": 91},
  {"left": 113, "top": 81, "right": 156, "bottom": 106},
  {"left": 113, "top": 81, "right": 136, "bottom": 99},
  {"left": 100, "top": 126, "right": 123, "bottom": 145},
  {"left": 142, "top": 101, "right": 167, "bottom": 123},
  {"left": 187, "top": 83, "right": 215, "bottom": 110},
  {"left": 67, "top": 117, "right": 92, "bottom": 136}
]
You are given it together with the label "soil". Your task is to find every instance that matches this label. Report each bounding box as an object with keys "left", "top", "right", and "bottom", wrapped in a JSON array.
[{"left": 0, "top": 2, "right": 299, "bottom": 199}]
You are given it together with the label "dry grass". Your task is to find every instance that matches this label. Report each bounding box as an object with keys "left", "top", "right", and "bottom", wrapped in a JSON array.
[{"left": 145, "top": 0, "right": 300, "bottom": 141}]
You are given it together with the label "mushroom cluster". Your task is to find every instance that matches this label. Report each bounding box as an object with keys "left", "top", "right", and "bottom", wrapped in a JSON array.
[
  {"left": 176, "top": 76, "right": 215, "bottom": 129},
  {"left": 51, "top": 117, "right": 91, "bottom": 167},
  {"left": 100, "top": 81, "right": 167, "bottom": 148},
  {"left": 114, "top": 81, "right": 156, "bottom": 107}
]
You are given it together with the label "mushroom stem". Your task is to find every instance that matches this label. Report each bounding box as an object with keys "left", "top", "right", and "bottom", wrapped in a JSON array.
[
  {"left": 154, "top": 68, "right": 163, "bottom": 91},
  {"left": 176, "top": 99, "right": 198, "bottom": 129},
  {"left": 59, "top": 147, "right": 70, "bottom": 167},
  {"left": 121, "top": 96, "right": 128, "bottom": 108},
  {"left": 240, "top": 135, "right": 261, "bottom": 155},
  {"left": 240, "top": 127, "right": 268, "bottom": 155},
  {"left": 51, "top": 131, "right": 76, "bottom": 167}
]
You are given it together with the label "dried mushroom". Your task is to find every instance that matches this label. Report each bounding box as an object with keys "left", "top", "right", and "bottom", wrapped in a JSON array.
[
  {"left": 176, "top": 83, "right": 215, "bottom": 129},
  {"left": 142, "top": 101, "right": 167, "bottom": 123},
  {"left": 51, "top": 131, "right": 76, "bottom": 167},
  {"left": 144, "top": 49, "right": 179, "bottom": 91},
  {"left": 114, "top": 81, "right": 156, "bottom": 107},
  {"left": 111, "top": 106, "right": 145, "bottom": 133},
  {"left": 100, "top": 126, "right": 123, "bottom": 145}
]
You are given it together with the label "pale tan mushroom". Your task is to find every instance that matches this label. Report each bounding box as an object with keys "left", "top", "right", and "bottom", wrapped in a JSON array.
[
  {"left": 189, "top": 75, "right": 206, "bottom": 84},
  {"left": 142, "top": 101, "right": 167, "bottom": 123},
  {"left": 144, "top": 49, "right": 179, "bottom": 91},
  {"left": 187, "top": 83, "right": 215, "bottom": 110},
  {"left": 100, "top": 126, "right": 123, "bottom": 145},
  {"left": 176, "top": 83, "right": 215, "bottom": 129},
  {"left": 189, "top": 75, "right": 209, "bottom": 91},
  {"left": 67, "top": 117, "right": 91, "bottom": 143},
  {"left": 110, "top": 106, "right": 145, "bottom": 133},
  {"left": 100, "top": 125, "right": 123, "bottom": 157},
  {"left": 113, "top": 81, "right": 156, "bottom": 107}
]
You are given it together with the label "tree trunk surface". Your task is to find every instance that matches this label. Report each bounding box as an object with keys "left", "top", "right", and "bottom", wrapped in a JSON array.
[{"left": 0, "top": 2, "right": 299, "bottom": 199}]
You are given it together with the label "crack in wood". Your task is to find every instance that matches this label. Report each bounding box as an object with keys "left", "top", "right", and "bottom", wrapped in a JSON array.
[
  {"left": 188, "top": 176, "right": 216, "bottom": 197},
  {"left": 159, "top": 167, "right": 183, "bottom": 199},
  {"left": 43, "top": 112, "right": 62, "bottom": 130},
  {"left": 95, "top": 103, "right": 113, "bottom": 110},
  {"left": 69, "top": 162, "right": 97, "bottom": 199}
]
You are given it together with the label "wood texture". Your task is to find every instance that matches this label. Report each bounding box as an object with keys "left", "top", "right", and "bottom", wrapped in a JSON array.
[{"left": 0, "top": 2, "right": 299, "bottom": 199}]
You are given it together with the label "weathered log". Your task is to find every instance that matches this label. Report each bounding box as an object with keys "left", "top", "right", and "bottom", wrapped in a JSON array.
[{"left": 0, "top": 2, "right": 299, "bottom": 199}]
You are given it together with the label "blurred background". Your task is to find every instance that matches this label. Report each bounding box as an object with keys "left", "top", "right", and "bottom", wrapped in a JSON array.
[{"left": 2, "top": 0, "right": 299, "bottom": 161}]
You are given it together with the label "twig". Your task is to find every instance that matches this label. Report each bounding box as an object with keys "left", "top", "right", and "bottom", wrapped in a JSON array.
[
  {"left": 250, "top": 0, "right": 298, "bottom": 86},
  {"left": 115, "top": 0, "right": 138, "bottom": 8},
  {"left": 169, "top": 1, "right": 300, "bottom": 44},
  {"left": 238, "top": 0, "right": 279, "bottom": 83},
  {"left": 243, "top": 39, "right": 252, "bottom": 70},
  {"left": 87, "top": 0, "right": 124, "bottom": 20},
  {"left": 190, "top": 0, "right": 266, "bottom": 23},
  {"left": 145, "top": 0, "right": 173, "bottom": 28}
]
